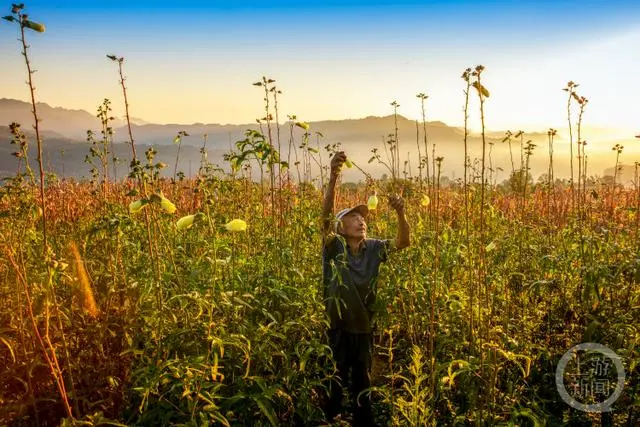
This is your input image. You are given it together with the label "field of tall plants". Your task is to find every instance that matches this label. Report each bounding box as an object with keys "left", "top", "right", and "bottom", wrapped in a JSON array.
[{"left": 1, "top": 4, "right": 640, "bottom": 426}]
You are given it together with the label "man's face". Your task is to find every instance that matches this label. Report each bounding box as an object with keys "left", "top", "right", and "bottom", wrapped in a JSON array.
[{"left": 339, "top": 212, "right": 367, "bottom": 239}]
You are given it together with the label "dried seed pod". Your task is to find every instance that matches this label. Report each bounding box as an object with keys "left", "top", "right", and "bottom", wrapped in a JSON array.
[
  {"left": 176, "top": 214, "right": 196, "bottom": 231},
  {"left": 160, "top": 196, "right": 176, "bottom": 214},
  {"left": 472, "top": 81, "right": 490, "bottom": 98},
  {"left": 225, "top": 219, "right": 247, "bottom": 232},
  {"left": 367, "top": 194, "right": 379, "bottom": 210},
  {"left": 128, "top": 199, "right": 147, "bottom": 214},
  {"left": 23, "top": 19, "right": 45, "bottom": 32}
]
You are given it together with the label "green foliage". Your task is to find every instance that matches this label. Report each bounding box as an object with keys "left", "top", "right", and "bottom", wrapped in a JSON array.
[
  {"left": 505, "top": 169, "right": 533, "bottom": 193},
  {"left": 1, "top": 167, "right": 640, "bottom": 425}
]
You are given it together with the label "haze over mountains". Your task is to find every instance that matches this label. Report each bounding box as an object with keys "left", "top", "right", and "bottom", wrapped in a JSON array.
[{"left": 1, "top": 98, "right": 638, "bottom": 184}]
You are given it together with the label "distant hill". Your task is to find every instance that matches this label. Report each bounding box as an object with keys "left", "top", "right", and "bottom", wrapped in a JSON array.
[
  {"left": 0, "top": 98, "right": 126, "bottom": 140},
  {"left": 0, "top": 125, "right": 226, "bottom": 181},
  {"left": 1, "top": 98, "right": 497, "bottom": 181},
  {"left": 0, "top": 98, "right": 471, "bottom": 148},
  {"left": 2, "top": 98, "right": 637, "bottom": 182},
  {"left": 123, "top": 115, "right": 472, "bottom": 149},
  {"left": 602, "top": 163, "right": 638, "bottom": 186}
]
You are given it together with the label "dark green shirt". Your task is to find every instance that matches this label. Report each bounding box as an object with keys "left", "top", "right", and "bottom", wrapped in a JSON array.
[{"left": 322, "top": 236, "right": 391, "bottom": 333}]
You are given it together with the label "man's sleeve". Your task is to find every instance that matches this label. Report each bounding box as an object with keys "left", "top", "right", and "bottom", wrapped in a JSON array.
[
  {"left": 323, "top": 231, "right": 337, "bottom": 248},
  {"left": 323, "top": 233, "right": 342, "bottom": 258}
]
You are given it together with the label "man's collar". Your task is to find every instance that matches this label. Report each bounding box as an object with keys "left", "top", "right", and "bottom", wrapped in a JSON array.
[{"left": 347, "top": 238, "right": 367, "bottom": 255}]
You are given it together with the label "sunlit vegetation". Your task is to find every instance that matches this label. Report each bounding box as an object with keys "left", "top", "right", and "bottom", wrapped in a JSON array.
[{"left": 1, "top": 3, "right": 639, "bottom": 426}]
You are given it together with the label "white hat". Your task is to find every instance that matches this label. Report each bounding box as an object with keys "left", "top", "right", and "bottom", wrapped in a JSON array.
[
  {"left": 336, "top": 204, "right": 369, "bottom": 221},
  {"left": 334, "top": 204, "right": 369, "bottom": 233}
]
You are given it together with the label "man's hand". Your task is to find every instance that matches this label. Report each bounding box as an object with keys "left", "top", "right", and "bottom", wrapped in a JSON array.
[
  {"left": 388, "top": 194, "right": 405, "bottom": 214},
  {"left": 330, "top": 151, "right": 347, "bottom": 176},
  {"left": 390, "top": 194, "right": 410, "bottom": 250}
]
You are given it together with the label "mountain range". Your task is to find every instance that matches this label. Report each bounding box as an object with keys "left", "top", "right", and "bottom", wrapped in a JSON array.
[{"left": 1, "top": 98, "right": 638, "bottom": 184}]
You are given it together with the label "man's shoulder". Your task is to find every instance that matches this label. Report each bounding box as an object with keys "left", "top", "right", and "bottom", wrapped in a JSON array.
[
  {"left": 365, "top": 238, "right": 394, "bottom": 262},
  {"left": 323, "top": 232, "right": 338, "bottom": 247},
  {"left": 323, "top": 232, "right": 346, "bottom": 254},
  {"left": 365, "top": 238, "right": 393, "bottom": 249}
]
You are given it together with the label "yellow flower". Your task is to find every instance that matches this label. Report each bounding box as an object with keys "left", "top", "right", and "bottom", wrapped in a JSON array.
[
  {"left": 128, "top": 199, "right": 147, "bottom": 214},
  {"left": 421, "top": 195, "right": 430, "bottom": 207},
  {"left": 225, "top": 219, "right": 247, "bottom": 232},
  {"left": 176, "top": 214, "right": 196, "bottom": 231},
  {"left": 160, "top": 196, "right": 176, "bottom": 214},
  {"left": 367, "top": 194, "right": 379, "bottom": 210}
]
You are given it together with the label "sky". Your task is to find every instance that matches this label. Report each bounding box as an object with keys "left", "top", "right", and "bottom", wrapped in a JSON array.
[{"left": 1, "top": 0, "right": 640, "bottom": 134}]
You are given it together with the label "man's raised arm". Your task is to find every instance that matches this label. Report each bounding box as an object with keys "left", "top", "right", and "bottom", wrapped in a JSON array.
[
  {"left": 322, "top": 151, "right": 346, "bottom": 240},
  {"left": 389, "top": 194, "right": 410, "bottom": 250}
]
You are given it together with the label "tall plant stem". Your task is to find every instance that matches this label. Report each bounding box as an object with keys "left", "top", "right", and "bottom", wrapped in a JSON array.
[
  {"left": 272, "top": 87, "right": 284, "bottom": 229},
  {"left": 260, "top": 78, "right": 276, "bottom": 219},
  {"left": 19, "top": 17, "right": 47, "bottom": 254},
  {"left": 547, "top": 129, "right": 556, "bottom": 236},
  {"left": 116, "top": 59, "right": 137, "bottom": 162},
  {"left": 576, "top": 97, "right": 588, "bottom": 216},
  {"left": 476, "top": 68, "right": 489, "bottom": 330},
  {"left": 415, "top": 120, "right": 422, "bottom": 188},
  {"left": 565, "top": 83, "right": 575, "bottom": 210},
  {"left": 7, "top": 251, "right": 73, "bottom": 419},
  {"left": 507, "top": 135, "right": 515, "bottom": 178},
  {"left": 461, "top": 69, "right": 474, "bottom": 349},
  {"left": 391, "top": 101, "right": 400, "bottom": 184},
  {"left": 431, "top": 158, "right": 442, "bottom": 393},
  {"left": 419, "top": 95, "right": 430, "bottom": 192}
]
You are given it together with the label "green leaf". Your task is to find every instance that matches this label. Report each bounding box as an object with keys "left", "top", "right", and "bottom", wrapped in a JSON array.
[
  {"left": 2, "top": 16, "right": 15, "bottom": 22},
  {"left": 295, "top": 122, "right": 310, "bottom": 131},
  {"left": 254, "top": 397, "right": 278, "bottom": 427},
  {"left": 512, "top": 408, "right": 542, "bottom": 427}
]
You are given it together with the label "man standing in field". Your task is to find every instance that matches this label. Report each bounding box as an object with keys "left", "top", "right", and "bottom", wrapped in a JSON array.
[{"left": 322, "top": 151, "right": 410, "bottom": 425}]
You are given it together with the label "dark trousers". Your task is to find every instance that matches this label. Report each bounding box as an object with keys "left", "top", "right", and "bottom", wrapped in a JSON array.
[{"left": 325, "top": 330, "right": 373, "bottom": 426}]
